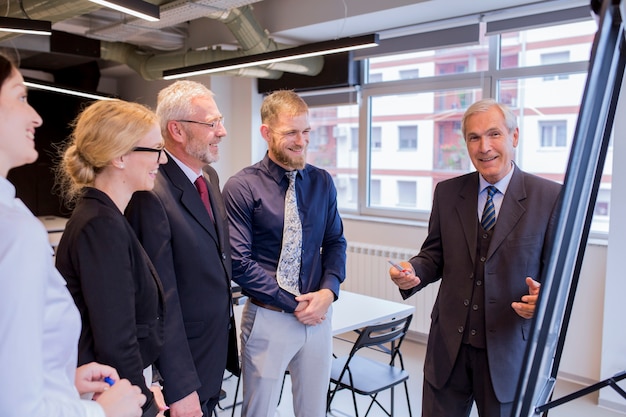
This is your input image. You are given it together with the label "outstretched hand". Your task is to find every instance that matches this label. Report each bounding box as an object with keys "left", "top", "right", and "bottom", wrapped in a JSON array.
[
  {"left": 389, "top": 261, "right": 421, "bottom": 290},
  {"left": 511, "top": 277, "right": 541, "bottom": 319}
]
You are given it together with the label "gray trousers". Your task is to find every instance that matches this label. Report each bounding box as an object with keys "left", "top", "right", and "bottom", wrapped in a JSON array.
[{"left": 239, "top": 300, "right": 333, "bottom": 417}]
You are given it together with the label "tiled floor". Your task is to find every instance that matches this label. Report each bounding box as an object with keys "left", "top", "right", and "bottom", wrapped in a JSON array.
[{"left": 215, "top": 334, "right": 625, "bottom": 417}]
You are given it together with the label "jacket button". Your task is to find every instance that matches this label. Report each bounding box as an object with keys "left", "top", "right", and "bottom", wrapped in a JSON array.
[
  {"left": 222, "top": 253, "right": 226, "bottom": 260},
  {"left": 457, "top": 326, "right": 464, "bottom": 333},
  {"left": 463, "top": 299, "right": 470, "bottom": 306},
  {"left": 472, "top": 304, "right": 479, "bottom": 311}
]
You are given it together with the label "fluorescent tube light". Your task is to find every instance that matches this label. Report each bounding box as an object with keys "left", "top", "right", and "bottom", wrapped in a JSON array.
[
  {"left": 163, "top": 34, "right": 379, "bottom": 80},
  {"left": 0, "top": 16, "right": 51, "bottom": 36},
  {"left": 24, "top": 80, "right": 116, "bottom": 101},
  {"left": 89, "top": 0, "right": 160, "bottom": 22}
]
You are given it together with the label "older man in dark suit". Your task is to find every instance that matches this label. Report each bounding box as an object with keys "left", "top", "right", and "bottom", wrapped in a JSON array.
[
  {"left": 390, "top": 98, "right": 561, "bottom": 417},
  {"left": 126, "top": 81, "right": 238, "bottom": 417}
]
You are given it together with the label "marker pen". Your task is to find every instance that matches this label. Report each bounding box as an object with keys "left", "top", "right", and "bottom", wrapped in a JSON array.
[
  {"left": 387, "top": 259, "right": 409, "bottom": 274},
  {"left": 104, "top": 376, "right": 115, "bottom": 386}
]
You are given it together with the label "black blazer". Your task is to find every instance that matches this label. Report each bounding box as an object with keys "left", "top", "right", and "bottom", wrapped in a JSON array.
[
  {"left": 56, "top": 188, "right": 165, "bottom": 417},
  {"left": 126, "top": 157, "right": 238, "bottom": 405},
  {"left": 402, "top": 166, "right": 561, "bottom": 403}
]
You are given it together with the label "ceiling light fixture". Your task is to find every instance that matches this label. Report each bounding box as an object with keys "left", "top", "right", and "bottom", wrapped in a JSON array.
[
  {"left": 0, "top": 16, "right": 51, "bottom": 36},
  {"left": 89, "top": 0, "right": 160, "bottom": 22},
  {"left": 24, "top": 80, "right": 116, "bottom": 101},
  {"left": 163, "top": 33, "right": 379, "bottom": 80}
]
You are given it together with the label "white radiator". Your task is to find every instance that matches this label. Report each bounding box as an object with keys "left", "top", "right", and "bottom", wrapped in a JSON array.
[{"left": 342, "top": 242, "right": 440, "bottom": 337}]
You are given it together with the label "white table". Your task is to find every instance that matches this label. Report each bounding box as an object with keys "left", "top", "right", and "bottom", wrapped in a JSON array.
[
  {"left": 37, "top": 215, "right": 69, "bottom": 252},
  {"left": 330, "top": 290, "right": 415, "bottom": 335},
  {"left": 233, "top": 290, "right": 415, "bottom": 336}
]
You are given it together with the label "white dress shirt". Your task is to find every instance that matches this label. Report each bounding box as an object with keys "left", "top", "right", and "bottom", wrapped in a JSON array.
[{"left": 0, "top": 177, "right": 104, "bottom": 417}]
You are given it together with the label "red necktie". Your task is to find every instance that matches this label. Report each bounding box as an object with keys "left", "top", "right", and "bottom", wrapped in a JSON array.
[{"left": 194, "top": 176, "right": 215, "bottom": 224}]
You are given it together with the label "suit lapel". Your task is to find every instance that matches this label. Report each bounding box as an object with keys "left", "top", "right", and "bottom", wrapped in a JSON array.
[
  {"left": 204, "top": 170, "right": 226, "bottom": 247},
  {"left": 161, "top": 159, "right": 219, "bottom": 242},
  {"left": 487, "top": 166, "right": 526, "bottom": 259},
  {"left": 457, "top": 174, "right": 479, "bottom": 266}
]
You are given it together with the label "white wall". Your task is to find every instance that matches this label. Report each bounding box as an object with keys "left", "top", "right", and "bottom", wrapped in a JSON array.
[
  {"left": 111, "top": 71, "right": 615, "bottom": 397},
  {"left": 599, "top": 70, "right": 626, "bottom": 413}
]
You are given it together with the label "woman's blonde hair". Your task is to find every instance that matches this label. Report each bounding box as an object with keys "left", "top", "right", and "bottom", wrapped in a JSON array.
[{"left": 57, "top": 99, "right": 158, "bottom": 204}]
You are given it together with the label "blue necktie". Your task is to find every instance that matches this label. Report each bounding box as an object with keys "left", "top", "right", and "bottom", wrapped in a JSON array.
[{"left": 481, "top": 186, "right": 497, "bottom": 231}]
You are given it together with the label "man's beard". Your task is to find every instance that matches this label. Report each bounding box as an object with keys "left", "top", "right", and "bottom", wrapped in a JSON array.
[
  {"left": 269, "top": 140, "right": 306, "bottom": 170},
  {"left": 186, "top": 138, "right": 218, "bottom": 164}
]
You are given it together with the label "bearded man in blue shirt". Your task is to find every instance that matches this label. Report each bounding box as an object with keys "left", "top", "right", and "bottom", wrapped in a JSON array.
[{"left": 223, "top": 90, "right": 347, "bottom": 417}]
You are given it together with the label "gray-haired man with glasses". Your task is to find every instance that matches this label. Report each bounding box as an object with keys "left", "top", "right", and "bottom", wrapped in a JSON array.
[{"left": 126, "top": 80, "right": 239, "bottom": 417}]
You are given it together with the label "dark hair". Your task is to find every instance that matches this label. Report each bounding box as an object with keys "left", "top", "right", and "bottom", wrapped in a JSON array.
[
  {"left": 590, "top": 0, "right": 602, "bottom": 16},
  {"left": 0, "top": 53, "right": 16, "bottom": 93}
]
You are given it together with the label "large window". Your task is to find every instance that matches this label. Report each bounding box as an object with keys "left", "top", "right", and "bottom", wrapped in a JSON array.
[{"left": 306, "top": 17, "right": 610, "bottom": 233}]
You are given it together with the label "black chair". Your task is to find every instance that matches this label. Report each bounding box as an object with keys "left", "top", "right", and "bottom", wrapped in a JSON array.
[
  {"left": 213, "top": 389, "right": 227, "bottom": 417},
  {"left": 327, "top": 314, "right": 413, "bottom": 417}
]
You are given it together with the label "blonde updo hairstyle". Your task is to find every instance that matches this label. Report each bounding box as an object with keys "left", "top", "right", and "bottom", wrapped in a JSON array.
[{"left": 58, "top": 99, "right": 158, "bottom": 204}]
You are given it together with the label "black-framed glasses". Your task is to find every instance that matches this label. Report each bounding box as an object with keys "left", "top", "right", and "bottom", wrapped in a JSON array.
[
  {"left": 176, "top": 118, "right": 224, "bottom": 130},
  {"left": 132, "top": 146, "right": 164, "bottom": 162}
]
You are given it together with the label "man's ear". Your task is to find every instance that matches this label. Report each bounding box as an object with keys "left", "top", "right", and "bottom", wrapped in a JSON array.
[
  {"left": 167, "top": 120, "right": 185, "bottom": 144},
  {"left": 260, "top": 124, "right": 271, "bottom": 143}
]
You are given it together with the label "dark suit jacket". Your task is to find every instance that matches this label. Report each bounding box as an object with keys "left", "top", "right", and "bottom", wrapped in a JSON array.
[
  {"left": 126, "top": 157, "right": 238, "bottom": 405},
  {"left": 55, "top": 188, "right": 165, "bottom": 417},
  {"left": 401, "top": 166, "right": 561, "bottom": 403}
]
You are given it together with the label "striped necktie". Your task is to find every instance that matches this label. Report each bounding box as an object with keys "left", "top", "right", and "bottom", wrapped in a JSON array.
[{"left": 481, "top": 185, "right": 497, "bottom": 231}]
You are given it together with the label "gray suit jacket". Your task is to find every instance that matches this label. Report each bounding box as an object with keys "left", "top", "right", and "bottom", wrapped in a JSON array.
[{"left": 402, "top": 165, "right": 561, "bottom": 402}]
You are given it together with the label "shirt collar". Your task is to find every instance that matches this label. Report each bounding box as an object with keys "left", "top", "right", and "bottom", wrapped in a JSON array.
[
  {"left": 0, "top": 176, "right": 16, "bottom": 207},
  {"left": 261, "top": 152, "right": 304, "bottom": 184},
  {"left": 166, "top": 150, "right": 203, "bottom": 183},
  {"left": 479, "top": 162, "right": 515, "bottom": 195}
]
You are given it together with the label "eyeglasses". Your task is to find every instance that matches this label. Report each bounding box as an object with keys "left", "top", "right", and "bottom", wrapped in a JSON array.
[
  {"left": 177, "top": 118, "right": 225, "bottom": 130},
  {"left": 132, "top": 146, "right": 164, "bottom": 162}
]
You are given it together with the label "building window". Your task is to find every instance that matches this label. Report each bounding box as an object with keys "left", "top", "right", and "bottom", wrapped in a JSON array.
[
  {"left": 371, "top": 126, "right": 382, "bottom": 150},
  {"left": 398, "top": 126, "right": 418, "bottom": 150},
  {"left": 370, "top": 179, "right": 381, "bottom": 205},
  {"left": 397, "top": 181, "right": 417, "bottom": 207},
  {"left": 350, "top": 127, "right": 358, "bottom": 151},
  {"left": 399, "top": 69, "right": 419, "bottom": 79},
  {"left": 306, "top": 18, "right": 609, "bottom": 233},
  {"left": 540, "top": 121, "right": 567, "bottom": 148},
  {"left": 541, "top": 51, "right": 571, "bottom": 80},
  {"left": 369, "top": 72, "right": 383, "bottom": 83}
]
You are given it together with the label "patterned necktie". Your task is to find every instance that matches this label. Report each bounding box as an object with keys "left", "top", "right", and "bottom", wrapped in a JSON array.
[
  {"left": 194, "top": 176, "right": 215, "bottom": 224},
  {"left": 481, "top": 185, "right": 497, "bottom": 231},
  {"left": 276, "top": 171, "right": 302, "bottom": 296}
]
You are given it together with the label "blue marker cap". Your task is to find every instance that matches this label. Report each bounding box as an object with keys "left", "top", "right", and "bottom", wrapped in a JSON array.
[{"left": 104, "top": 376, "right": 115, "bottom": 386}]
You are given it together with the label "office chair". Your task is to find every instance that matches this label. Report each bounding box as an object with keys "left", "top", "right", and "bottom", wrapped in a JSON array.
[{"left": 327, "top": 314, "right": 413, "bottom": 417}]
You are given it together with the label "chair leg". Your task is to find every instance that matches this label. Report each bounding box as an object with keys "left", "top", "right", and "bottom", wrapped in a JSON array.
[
  {"left": 278, "top": 371, "right": 288, "bottom": 405},
  {"left": 230, "top": 376, "right": 241, "bottom": 417},
  {"left": 403, "top": 380, "right": 413, "bottom": 417}
]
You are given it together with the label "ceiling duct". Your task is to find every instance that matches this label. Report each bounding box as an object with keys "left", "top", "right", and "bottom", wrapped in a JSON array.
[
  {"left": 0, "top": 0, "right": 325, "bottom": 80},
  {"left": 100, "top": 4, "right": 324, "bottom": 80}
]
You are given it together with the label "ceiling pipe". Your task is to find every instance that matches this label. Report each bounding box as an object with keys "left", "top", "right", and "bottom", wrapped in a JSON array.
[
  {"left": 0, "top": 0, "right": 325, "bottom": 80},
  {"left": 0, "top": 0, "right": 101, "bottom": 42},
  {"left": 101, "top": 40, "right": 285, "bottom": 80},
  {"left": 102, "top": 4, "right": 324, "bottom": 80}
]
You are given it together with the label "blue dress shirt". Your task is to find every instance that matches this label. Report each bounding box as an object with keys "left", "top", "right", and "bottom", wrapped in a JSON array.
[{"left": 223, "top": 153, "right": 347, "bottom": 312}]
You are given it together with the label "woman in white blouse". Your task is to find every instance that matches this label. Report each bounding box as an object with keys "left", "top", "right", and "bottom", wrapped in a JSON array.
[{"left": 0, "top": 53, "right": 146, "bottom": 417}]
